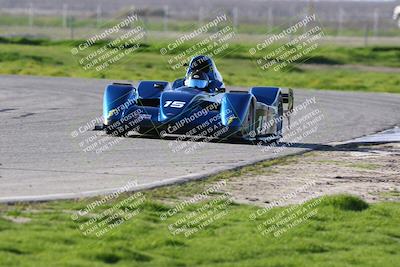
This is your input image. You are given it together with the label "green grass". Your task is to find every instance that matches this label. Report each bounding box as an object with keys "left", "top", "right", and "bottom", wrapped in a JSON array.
[
  {"left": 1, "top": 13, "right": 399, "bottom": 37},
  {"left": 0, "top": 37, "right": 399, "bottom": 93},
  {"left": 347, "top": 163, "right": 381, "bottom": 170},
  {"left": 0, "top": 153, "right": 399, "bottom": 266},
  {"left": 1, "top": 193, "right": 399, "bottom": 266}
]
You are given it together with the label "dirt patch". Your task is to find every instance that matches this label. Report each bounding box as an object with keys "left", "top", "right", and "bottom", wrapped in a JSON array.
[
  {"left": 221, "top": 143, "right": 400, "bottom": 207},
  {"left": 2, "top": 216, "right": 31, "bottom": 224}
]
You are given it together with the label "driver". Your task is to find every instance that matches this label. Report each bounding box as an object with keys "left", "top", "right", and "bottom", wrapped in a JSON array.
[{"left": 186, "top": 71, "right": 210, "bottom": 90}]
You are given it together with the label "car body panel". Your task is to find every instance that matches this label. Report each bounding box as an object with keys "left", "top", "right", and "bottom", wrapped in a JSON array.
[{"left": 101, "top": 56, "right": 293, "bottom": 141}]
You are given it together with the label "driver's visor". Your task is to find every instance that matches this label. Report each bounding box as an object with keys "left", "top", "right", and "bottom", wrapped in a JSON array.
[{"left": 188, "top": 79, "right": 208, "bottom": 89}]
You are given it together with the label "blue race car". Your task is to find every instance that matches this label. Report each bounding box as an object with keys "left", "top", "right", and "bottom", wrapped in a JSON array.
[{"left": 99, "top": 55, "right": 293, "bottom": 142}]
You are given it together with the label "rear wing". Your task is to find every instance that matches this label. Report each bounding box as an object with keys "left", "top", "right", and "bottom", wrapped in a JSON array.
[{"left": 282, "top": 88, "right": 294, "bottom": 128}]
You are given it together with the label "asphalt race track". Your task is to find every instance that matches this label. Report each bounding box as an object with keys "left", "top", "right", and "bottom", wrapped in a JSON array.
[{"left": 1, "top": 75, "right": 400, "bottom": 202}]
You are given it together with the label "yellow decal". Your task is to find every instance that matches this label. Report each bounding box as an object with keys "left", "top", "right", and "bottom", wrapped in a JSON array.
[
  {"left": 107, "top": 109, "right": 118, "bottom": 118},
  {"left": 227, "top": 116, "right": 238, "bottom": 125}
]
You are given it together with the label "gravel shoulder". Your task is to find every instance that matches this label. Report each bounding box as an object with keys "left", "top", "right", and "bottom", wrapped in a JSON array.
[{"left": 221, "top": 142, "right": 400, "bottom": 207}]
